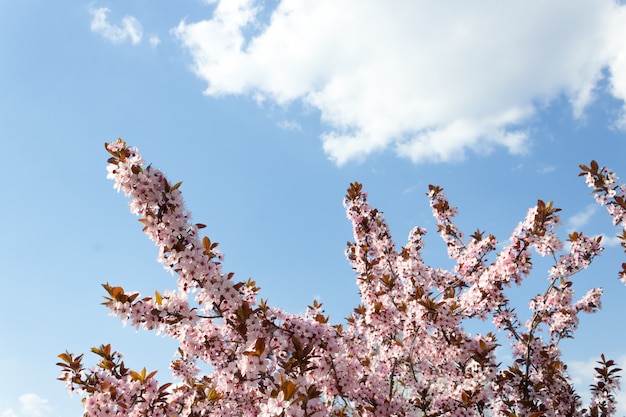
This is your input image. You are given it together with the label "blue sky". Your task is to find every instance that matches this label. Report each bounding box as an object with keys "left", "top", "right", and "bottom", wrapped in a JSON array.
[{"left": 1, "top": 1, "right": 626, "bottom": 416}]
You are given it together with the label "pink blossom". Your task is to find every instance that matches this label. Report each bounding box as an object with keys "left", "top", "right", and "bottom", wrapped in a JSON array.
[{"left": 57, "top": 144, "right": 625, "bottom": 417}]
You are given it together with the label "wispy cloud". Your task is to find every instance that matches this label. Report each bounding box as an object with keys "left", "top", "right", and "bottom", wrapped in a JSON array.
[
  {"left": 173, "top": 0, "right": 626, "bottom": 165},
  {"left": 149, "top": 35, "right": 161, "bottom": 48},
  {"left": 0, "top": 394, "right": 51, "bottom": 417},
  {"left": 567, "top": 204, "right": 598, "bottom": 232},
  {"left": 536, "top": 165, "right": 556, "bottom": 175},
  {"left": 18, "top": 394, "right": 51, "bottom": 417},
  {"left": 90, "top": 7, "right": 143, "bottom": 45},
  {"left": 566, "top": 205, "right": 625, "bottom": 247},
  {"left": 600, "top": 233, "right": 624, "bottom": 247},
  {"left": 276, "top": 120, "right": 302, "bottom": 131}
]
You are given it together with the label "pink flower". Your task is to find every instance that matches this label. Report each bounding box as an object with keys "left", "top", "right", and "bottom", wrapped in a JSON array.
[
  {"left": 259, "top": 392, "right": 288, "bottom": 417},
  {"left": 60, "top": 144, "right": 626, "bottom": 417}
]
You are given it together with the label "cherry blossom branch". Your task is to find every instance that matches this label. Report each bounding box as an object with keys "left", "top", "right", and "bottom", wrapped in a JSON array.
[{"left": 57, "top": 142, "right": 624, "bottom": 417}]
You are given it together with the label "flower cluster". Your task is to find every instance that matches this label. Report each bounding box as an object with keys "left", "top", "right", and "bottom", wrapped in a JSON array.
[
  {"left": 58, "top": 140, "right": 623, "bottom": 416},
  {"left": 580, "top": 161, "right": 626, "bottom": 284}
]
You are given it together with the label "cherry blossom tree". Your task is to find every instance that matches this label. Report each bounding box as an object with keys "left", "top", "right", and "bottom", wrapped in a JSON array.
[{"left": 58, "top": 139, "right": 624, "bottom": 417}]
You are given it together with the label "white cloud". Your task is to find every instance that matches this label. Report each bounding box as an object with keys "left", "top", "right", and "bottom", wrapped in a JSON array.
[
  {"left": 536, "top": 165, "right": 556, "bottom": 175},
  {"left": 173, "top": 0, "right": 626, "bottom": 165},
  {"left": 0, "top": 394, "right": 51, "bottom": 417},
  {"left": 90, "top": 7, "right": 143, "bottom": 45},
  {"left": 568, "top": 204, "right": 598, "bottom": 232},
  {"left": 566, "top": 206, "right": 624, "bottom": 247},
  {"left": 600, "top": 233, "right": 624, "bottom": 247},
  {"left": 276, "top": 119, "right": 302, "bottom": 131},
  {"left": 149, "top": 35, "right": 161, "bottom": 48},
  {"left": 18, "top": 394, "right": 51, "bottom": 417}
]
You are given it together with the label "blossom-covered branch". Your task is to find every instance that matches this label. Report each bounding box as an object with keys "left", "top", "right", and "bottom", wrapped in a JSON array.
[
  {"left": 580, "top": 160, "right": 626, "bottom": 284},
  {"left": 58, "top": 140, "right": 623, "bottom": 417}
]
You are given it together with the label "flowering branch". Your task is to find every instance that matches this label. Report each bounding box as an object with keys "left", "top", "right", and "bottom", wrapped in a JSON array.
[{"left": 58, "top": 140, "right": 623, "bottom": 417}]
